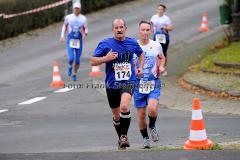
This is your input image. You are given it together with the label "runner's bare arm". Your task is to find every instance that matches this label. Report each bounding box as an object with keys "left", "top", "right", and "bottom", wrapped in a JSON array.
[
  {"left": 159, "top": 54, "right": 166, "bottom": 67},
  {"left": 60, "top": 24, "right": 67, "bottom": 42},
  {"left": 136, "top": 53, "right": 144, "bottom": 77},
  {"left": 138, "top": 53, "right": 144, "bottom": 69},
  {"left": 81, "top": 27, "right": 87, "bottom": 40},
  {"left": 158, "top": 54, "right": 166, "bottom": 73},
  {"left": 82, "top": 17, "right": 88, "bottom": 40}
]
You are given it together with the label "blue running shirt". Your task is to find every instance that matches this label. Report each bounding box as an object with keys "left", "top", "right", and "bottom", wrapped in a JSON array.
[{"left": 93, "top": 37, "right": 143, "bottom": 89}]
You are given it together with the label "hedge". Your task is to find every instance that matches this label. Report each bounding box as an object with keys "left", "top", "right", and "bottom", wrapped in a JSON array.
[{"left": 0, "top": 0, "right": 134, "bottom": 40}]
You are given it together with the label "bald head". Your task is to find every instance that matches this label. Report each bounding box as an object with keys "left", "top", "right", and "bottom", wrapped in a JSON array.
[
  {"left": 112, "top": 19, "right": 127, "bottom": 28},
  {"left": 112, "top": 18, "right": 127, "bottom": 41}
]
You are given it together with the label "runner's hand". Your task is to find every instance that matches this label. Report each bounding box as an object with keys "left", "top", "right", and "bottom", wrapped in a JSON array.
[
  {"left": 159, "top": 66, "right": 165, "bottom": 74},
  {"left": 60, "top": 37, "right": 65, "bottom": 43},
  {"left": 104, "top": 49, "right": 118, "bottom": 62},
  {"left": 161, "top": 26, "right": 167, "bottom": 32}
]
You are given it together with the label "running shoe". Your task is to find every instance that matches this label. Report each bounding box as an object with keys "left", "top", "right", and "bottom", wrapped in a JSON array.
[
  {"left": 149, "top": 127, "right": 159, "bottom": 142},
  {"left": 68, "top": 67, "right": 72, "bottom": 77},
  {"left": 118, "top": 135, "right": 130, "bottom": 148},
  {"left": 143, "top": 137, "right": 151, "bottom": 149},
  {"left": 72, "top": 74, "right": 77, "bottom": 81}
]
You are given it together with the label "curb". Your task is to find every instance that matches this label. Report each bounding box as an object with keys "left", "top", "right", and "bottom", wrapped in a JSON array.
[
  {"left": 213, "top": 61, "right": 240, "bottom": 69},
  {"left": 200, "top": 68, "right": 240, "bottom": 76},
  {"left": 183, "top": 72, "right": 240, "bottom": 97}
]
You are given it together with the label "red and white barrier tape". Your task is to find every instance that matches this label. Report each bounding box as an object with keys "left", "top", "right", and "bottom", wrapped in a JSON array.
[{"left": 0, "top": 0, "right": 71, "bottom": 19}]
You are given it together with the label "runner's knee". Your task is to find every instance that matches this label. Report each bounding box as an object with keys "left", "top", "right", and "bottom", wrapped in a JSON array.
[
  {"left": 75, "top": 50, "right": 82, "bottom": 65},
  {"left": 75, "top": 60, "right": 80, "bottom": 65},
  {"left": 113, "top": 114, "right": 120, "bottom": 121},
  {"left": 68, "top": 53, "right": 74, "bottom": 64},
  {"left": 68, "top": 59, "right": 74, "bottom": 65},
  {"left": 147, "top": 104, "right": 158, "bottom": 116}
]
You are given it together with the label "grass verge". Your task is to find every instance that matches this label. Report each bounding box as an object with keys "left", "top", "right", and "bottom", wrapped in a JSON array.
[
  {"left": 200, "top": 41, "right": 240, "bottom": 75},
  {"left": 213, "top": 42, "right": 240, "bottom": 64}
]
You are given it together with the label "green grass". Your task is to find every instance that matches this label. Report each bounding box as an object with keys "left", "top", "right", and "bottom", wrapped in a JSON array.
[
  {"left": 200, "top": 41, "right": 240, "bottom": 75},
  {"left": 120, "top": 145, "right": 223, "bottom": 152},
  {"left": 124, "top": 146, "right": 184, "bottom": 152},
  {"left": 213, "top": 42, "right": 240, "bottom": 64},
  {"left": 211, "top": 144, "right": 223, "bottom": 150},
  {"left": 150, "top": 144, "right": 223, "bottom": 151},
  {"left": 200, "top": 54, "right": 240, "bottom": 74}
]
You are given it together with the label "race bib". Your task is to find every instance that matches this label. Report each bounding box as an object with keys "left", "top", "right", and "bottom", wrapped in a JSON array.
[
  {"left": 70, "top": 39, "right": 80, "bottom": 49},
  {"left": 155, "top": 34, "right": 166, "bottom": 44},
  {"left": 114, "top": 63, "right": 131, "bottom": 81},
  {"left": 139, "top": 80, "right": 155, "bottom": 94}
]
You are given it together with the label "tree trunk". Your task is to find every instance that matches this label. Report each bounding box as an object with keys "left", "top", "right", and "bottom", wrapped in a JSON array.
[{"left": 233, "top": 0, "right": 239, "bottom": 13}]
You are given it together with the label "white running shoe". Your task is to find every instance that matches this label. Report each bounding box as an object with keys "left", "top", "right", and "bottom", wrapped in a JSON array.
[
  {"left": 149, "top": 127, "right": 159, "bottom": 142},
  {"left": 143, "top": 137, "right": 151, "bottom": 149}
]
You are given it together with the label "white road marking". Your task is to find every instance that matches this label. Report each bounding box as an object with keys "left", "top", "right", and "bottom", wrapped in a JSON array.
[
  {"left": 219, "top": 140, "right": 240, "bottom": 145},
  {"left": 0, "top": 109, "right": 8, "bottom": 113},
  {"left": 54, "top": 87, "right": 75, "bottom": 93},
  {"left": 18, "top": 97, "right": 46, "bottom": 105}
]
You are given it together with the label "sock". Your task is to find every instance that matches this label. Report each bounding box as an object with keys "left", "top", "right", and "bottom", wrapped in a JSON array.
[
  {"left": 113, "top": 118, "right": 121, "bottom": 139},
  {"left": 73, "top": 70, "right": 77, "bottom": 75},
  {"left": 68, "top": 64, "right": 72, "bottom": 68},
  {"left": 140, "top": 127, "right": 149, "bottom": 138},
  {"left": 120, "top": 111, "right": 131, "bottom": 136},
  {"left": 148, "top": 115, "right": 157, "bottom": 129}
]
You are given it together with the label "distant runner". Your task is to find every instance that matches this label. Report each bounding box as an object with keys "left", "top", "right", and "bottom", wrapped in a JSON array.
[
  {"left": 60, "top": 2, "right": 88, "bottom": 81},
  {"left": 151, "top": 3, "right": 172, "bottom": 76}
]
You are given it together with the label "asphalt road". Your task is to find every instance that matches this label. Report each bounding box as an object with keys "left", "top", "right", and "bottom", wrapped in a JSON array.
[
  {"left": 0, "top": 0, "right": 240, "bottom": 159},
  {"left": 0, "top": 150, "right": 240, "bottom": 160}
]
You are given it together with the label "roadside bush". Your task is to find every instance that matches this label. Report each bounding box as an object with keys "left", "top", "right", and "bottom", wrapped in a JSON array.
[{"left": 0, "top": 0, "right": 134, "bottom": 40}]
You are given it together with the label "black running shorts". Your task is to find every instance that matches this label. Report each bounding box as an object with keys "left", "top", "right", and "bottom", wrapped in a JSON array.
[{"left": 106, "top": 84, "right": 134, "bottom": 109}]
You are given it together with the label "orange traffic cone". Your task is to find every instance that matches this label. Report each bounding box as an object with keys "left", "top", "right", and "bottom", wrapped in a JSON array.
[
  {"left": 88, "top": 66, "right": 103, "bottom": 77},
  {"left": 184, "top": 98, "right": 214, "bottom": 150},
  {"left": 199, "top": 12, "right": 209, "bottom": 32},
  {"left": 49, "top": 61, "right": 65, "bottom": 88}
]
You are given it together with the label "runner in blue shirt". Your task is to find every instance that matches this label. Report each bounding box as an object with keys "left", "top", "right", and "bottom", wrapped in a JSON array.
[
  {"left": 134, "top": 21, "right": 165, "bottom": 148},
  {"left": 60, "top": 2, "right": 88, "bottom": 81},
  {"left": 90, "top": 19, "right": 144, "bottom": 149}
]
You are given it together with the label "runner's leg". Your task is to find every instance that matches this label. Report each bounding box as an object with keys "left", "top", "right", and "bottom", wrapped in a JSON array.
[
  {"left": 106, "top": 89, "right": 121, "bottom": 139},
  {"left": 74, "top": 38, "right": 83, "bottom": 74},
  {"left": 67, "top": 39, "right": 74, "bottom": 77},
  {"left": 72, "top": 38, "right": 83, "bottom": 81},
  {"left": 120, "top": 92, "right": 132, "bottom": 136},
  {"left": 147, "top": 98, "right": 159, "bottom": 142}
]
